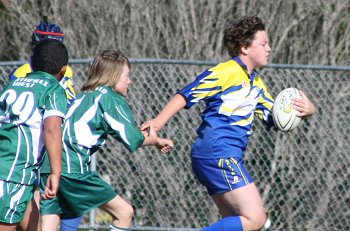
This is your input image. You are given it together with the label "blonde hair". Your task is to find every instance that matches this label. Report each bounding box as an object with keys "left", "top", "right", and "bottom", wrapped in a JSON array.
[{"left": 82, "top": 50, "right": 130, "bottom": 92}]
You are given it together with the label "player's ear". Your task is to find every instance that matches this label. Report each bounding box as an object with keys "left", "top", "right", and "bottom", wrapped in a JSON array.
[
  {"left": 241, "top": 46, "right": 249, "bottom": 55},
  {"left": 59, "top": 65, "right": 67, "bottom": 76},
  {"left": 56, "top": 65, "right": 67, "bottom": 81}
]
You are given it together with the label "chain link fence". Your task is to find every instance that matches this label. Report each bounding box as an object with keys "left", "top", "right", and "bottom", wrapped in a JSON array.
[{"left": 0, "top": 59, "right": 349, "bottom": 231}]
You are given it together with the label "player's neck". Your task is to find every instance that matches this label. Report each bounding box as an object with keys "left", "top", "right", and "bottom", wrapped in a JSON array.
[{"left": 238, "top": 55, "right": 255, "bottom": 75}]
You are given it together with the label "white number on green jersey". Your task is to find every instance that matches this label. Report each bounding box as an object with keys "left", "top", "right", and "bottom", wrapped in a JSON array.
[{"left": 0, "top": 89, "right": 35, "bottom": 124}]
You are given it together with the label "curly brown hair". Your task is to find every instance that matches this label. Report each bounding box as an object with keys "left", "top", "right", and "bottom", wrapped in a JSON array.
[{"left": 223, "top": 15, "right": 266, "bottom": 57}]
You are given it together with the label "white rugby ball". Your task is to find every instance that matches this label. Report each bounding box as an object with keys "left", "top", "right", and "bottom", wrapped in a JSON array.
[{"left": 272, "top": 88, "right": 301, "bottom": 132}]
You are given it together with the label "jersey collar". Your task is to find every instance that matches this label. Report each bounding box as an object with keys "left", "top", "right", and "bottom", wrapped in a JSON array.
[{"left": 232, "top": 56, "right": 258, "bottom": 81}]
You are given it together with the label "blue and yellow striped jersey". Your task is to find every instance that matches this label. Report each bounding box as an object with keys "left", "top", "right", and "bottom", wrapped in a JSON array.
[
  {"left": 178, "top": 57, "right": 274, "bottom": 159},
  {"left": 9, "top": 62, "right": 76, "bottom": 106}
]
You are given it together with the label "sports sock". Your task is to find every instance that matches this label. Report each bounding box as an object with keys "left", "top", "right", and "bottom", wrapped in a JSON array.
[
  {"left": 263, "top": 218, "right": 272, "bottom": 230},
  {"left": 200, "top": 216, "right": 243, "bottom": 231},
  {"left": 60, "top": 217, "right": 83, "bottom": 231},
  {"left": 109, "top": 224, "right": 130, "bottom": 231}
]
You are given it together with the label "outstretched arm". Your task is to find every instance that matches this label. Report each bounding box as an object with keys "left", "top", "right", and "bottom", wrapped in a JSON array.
[
  {"left": 292, "top": 90, "right": 316, "bottom": 118},
  {"left": 141, "top": 94, "right": 187, "bottom": 132},
  {"left": 41, "top": 116, "right": 63, "bottom": 200}
]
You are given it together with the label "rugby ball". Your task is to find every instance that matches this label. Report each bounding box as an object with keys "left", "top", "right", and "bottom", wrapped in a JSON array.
[{"left": 272, "top": 88, "right": 301, "bottom": 132}]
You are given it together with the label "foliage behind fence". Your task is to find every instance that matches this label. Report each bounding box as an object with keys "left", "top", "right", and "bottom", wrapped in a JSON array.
[{"left": 0, "top": 59, "right": 349, "bottom": 231}]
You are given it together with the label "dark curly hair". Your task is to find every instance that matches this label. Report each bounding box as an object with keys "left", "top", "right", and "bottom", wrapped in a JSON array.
[
  {"left": 31, "top": 39, "right": 68, "bottom": 75},
  {"left": 223, "top": 15, "right": 266, "bottom": 57}
]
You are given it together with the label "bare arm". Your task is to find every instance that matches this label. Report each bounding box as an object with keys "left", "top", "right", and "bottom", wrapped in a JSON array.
[
  {"left": 41, "top": 116, "right": 63, "bottom": 200},
  {"left": 141, "top": 94, "right": 187, "bottom": 132},
  {"left": 141, "top": 124, "right": 158, "bottom": 146},
  {"left": 139, "top": 94, "right": 184, "bottom": 153},
  {"left": 141, "top": 124, "right": 174, "bottom": 153}
]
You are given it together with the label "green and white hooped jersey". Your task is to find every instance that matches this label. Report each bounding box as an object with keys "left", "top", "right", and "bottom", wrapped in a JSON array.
[
  {"left": 0, "top": 71, "right": 67, "bottom": 185},
  {"left": 41, "top": 86, "right": 145, "bottom": 174}
]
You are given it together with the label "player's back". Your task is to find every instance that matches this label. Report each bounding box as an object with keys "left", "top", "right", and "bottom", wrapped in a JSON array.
[
  {"left": 9, "top": 63, "right": 76, "bottom": 105},
  {"left": 54, "top": 86, "right": 143, "bottom": 175},
  {"left": 59, "top": 86, "right": 128, "bottom": 174},
  {"left": 0, "top": 71, "right": 67, "bottom": 185}
]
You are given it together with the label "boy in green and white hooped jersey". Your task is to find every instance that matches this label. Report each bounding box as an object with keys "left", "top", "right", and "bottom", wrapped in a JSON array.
[
  {"left": 40, "top": 49, "right": 174, "bottom": 231},
  {"left": 0, "top": 39, "right": 68, "bottom": 230}
]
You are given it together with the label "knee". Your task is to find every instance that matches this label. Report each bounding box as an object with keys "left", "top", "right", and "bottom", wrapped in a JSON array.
[
  {"left": 125, "top": 204, "right": 135, "bottom": 219},
  {"left": 251, "top": 213, "right": 267, "bottom": 231},
  {"left": 103, "top": 196, "right": 135, "bottom": 225},
  {"left": 117, "top": 203, "right": 134, "bottom": 221},
  {"left": 242, "top": 212, "right": 267, "bottom": 230}
]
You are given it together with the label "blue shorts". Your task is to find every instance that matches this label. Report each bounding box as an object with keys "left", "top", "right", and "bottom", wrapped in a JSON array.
[{"left": 191, "top": 157, "right": 253, "bottom": 196}]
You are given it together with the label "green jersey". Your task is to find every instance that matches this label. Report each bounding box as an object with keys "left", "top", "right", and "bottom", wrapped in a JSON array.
[
  {"left": 0, "top": 71, "right": 67, "bottom": 185},
  {"left": 41, "top": 86, "right": 145, "bottom": 174}
]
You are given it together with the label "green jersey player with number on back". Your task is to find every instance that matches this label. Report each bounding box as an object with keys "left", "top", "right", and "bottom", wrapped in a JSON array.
[{"left": 0, "top": 39, "right": 68, "bottom": 231}]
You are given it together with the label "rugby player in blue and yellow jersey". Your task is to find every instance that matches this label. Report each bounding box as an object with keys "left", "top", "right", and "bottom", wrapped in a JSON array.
[
  {"left": 142, "top": 15, "right": 316, "bottom": 231},
  {"left": 0, "top": 39, "right": 68, "bottom": 231}
]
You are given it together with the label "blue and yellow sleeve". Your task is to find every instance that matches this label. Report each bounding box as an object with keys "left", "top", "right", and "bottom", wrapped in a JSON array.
[
  {"left": 60, "top": 65, "right": 76, "bottom": 106},
  {"left": 9, "top": 63, "right": 32, "bottom": 81},
  {"left": 178, "top": 60, "right": 245, "bottom": 109},
  {"left": 254, "top": 76, "right": 274, "bottom": 126}
]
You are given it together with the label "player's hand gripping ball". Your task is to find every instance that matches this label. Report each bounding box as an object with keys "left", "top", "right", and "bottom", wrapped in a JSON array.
[{"left": 272, "top": 88, "right": 301, "bottom": 132}]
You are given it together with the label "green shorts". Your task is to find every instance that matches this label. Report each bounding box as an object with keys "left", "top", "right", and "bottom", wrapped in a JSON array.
[
  {"left": 0, "top": 180, "right": 35, "bottom": 224},
  {"left": 40, "top": 171, "right": 117, "bottom": 219}
]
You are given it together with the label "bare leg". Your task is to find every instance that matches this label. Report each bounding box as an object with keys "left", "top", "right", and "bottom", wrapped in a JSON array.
[
  {"left": 211, "top": 183, "right": 267, "bottom": 231},
  {"left": 41, "top": 214, "right": 60, "bottom": 231},
  {"left": 99, "top": 195, "right": 134, "bottom": 228},
  {"left": 0, "top": 223, "right": 17, "bottom": 231},
  {"left": 18, "top": 190, "right": 40, "bottom": 231}
]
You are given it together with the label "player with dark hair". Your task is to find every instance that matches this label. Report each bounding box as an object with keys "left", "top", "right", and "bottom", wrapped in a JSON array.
[
  {"left": 0, "top": 39, "right": 68, "bottom": 231},
  {"left": 31, "top": 41, "right": 68, "bottom": 74},
  {"left": 142, "top": 15, "right": 315, "bottom": 231},
  {"left": 8, "top": 21, "right": 83, "bottom": 231},
  {"left": 39, "top": 49, "right": 173, "bottom": 231}
]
